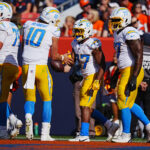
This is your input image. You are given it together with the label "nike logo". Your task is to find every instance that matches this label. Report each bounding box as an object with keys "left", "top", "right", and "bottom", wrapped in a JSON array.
[{"left": 79, "top": 138, "right": 89, "bottom": 141}]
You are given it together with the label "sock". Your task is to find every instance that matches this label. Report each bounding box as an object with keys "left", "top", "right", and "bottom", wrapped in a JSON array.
[
  {"left": 0, "top": 102, "right": 11, "bottom": 126},
  {"left": 91, "top": 109, "right": 107, "bottom": 124},
  {"left": 131, "top": 103, "right": 150, "bottom": 125},
  {"left": 104, "top": 120, "right": 113, "bottom": 129},
  {"left": 121, "top": 107, "right": 131, "bottom": 133},
  {"left": 42, "top": 101, "right": 52, "bottom": 122},
  {"left": 80, "top": 122, "right": 89, "bottom": 136},
  {"left": 24, "top": 101, "right": 35, "bottom": 115}
]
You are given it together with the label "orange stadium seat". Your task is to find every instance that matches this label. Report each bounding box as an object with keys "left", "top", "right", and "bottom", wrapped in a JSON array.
[{"left": 21, "top": 13, "right": 40, "bottom": 25}]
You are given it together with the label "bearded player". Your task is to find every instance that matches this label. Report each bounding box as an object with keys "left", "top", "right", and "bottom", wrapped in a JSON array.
[
  {"left": 22, "top": 7, "right": 72, "bottom": 141},
  {"left": 109, "top": 7, "right": 150, "bottom": 143},
  {"left": 67, "top": 19, "right": 119, "bottom": 142}
]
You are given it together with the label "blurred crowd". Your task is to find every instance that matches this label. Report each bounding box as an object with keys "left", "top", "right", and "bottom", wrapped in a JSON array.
[{"left": 2, "top": 0, "right": 150, "bottom": 37}]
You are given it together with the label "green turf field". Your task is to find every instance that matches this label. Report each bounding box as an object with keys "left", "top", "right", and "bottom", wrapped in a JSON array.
[{"left": 16, "top": 135, "right": 147, "bottom": 143}]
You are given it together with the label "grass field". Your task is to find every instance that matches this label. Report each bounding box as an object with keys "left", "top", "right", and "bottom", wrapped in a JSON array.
[{"left": 0, "top": 136, "right": 150, "bottom": 150}]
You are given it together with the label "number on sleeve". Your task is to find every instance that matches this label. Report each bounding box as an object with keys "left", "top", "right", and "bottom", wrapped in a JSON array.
[{"left": 12, "top": 28, "right": 20, "bottom": 47}]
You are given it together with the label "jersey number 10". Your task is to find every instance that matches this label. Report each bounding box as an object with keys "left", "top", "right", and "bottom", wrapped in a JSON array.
[{"left": 26, "top": 27, "right": 46, "bottom": 47}]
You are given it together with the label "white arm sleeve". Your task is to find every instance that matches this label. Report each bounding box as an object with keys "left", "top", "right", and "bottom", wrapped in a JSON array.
[{"left": 0, "top": 30, "right": 7, "bottom": 43}]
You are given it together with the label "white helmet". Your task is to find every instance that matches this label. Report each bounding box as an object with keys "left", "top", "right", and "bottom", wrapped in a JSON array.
[
  {"left": 109, "top": 7, "right": 131, "bottom": 31},
  {"left": 0, "top": 2, "right": 12, "bottom": 21},
  {"left": 73, "top": 19, "right": 93, "bottom": 42},
  {"left": 39, "top": 7, "right": 60, "bottom": 26}
]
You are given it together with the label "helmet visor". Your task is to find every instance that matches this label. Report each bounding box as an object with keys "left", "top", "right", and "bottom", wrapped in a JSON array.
[{"left": 109, "top": 17, "right": 123, "bottom": 31}]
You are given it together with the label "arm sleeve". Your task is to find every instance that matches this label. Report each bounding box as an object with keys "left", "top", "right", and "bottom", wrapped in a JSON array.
[{"left": 0, "top": 31, "right": 7, "bottom": 43}]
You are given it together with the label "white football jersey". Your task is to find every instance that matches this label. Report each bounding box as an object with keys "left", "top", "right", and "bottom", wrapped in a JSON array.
[
  {"left": 22, "top": 21, "right": 60, "bottom": 65},
  {"left": 114, "top": 26, "right": 140, "bottom": 69},
  {"left": 0, "top": 21, "right": 20, "bottom": 66},
  {"left": 72, "top": 38, "right": 101, "bottom": 77}
]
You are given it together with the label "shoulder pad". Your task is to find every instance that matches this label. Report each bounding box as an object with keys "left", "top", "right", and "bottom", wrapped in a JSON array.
[
  {"left": 23, "top": 21, "right": 32, "bottom": 28},
  {"left": 125, "top": 27, "right": 140, "bottom": 40},
  {"left": 52, "top": 26, "right": 60, "bottom": 38},
  {"left": 0, "top": 22, "right": 7, "bottom": 31},
  {"left": 87, "top": 38, "right": 102, "bottom": 49}
]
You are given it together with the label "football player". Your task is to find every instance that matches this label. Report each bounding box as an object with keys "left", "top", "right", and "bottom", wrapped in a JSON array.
[
  {"left": 0, "top": 2, "right": 22, "bottom": 139},
  {"left": 109, "top": 7, "right": 150, "bottom": 143},
  {"left": 22, "top": 7, "right": 73, "bottom": 141},
  {"left": 67, "top": 19, "right": 119, "bottom": 142}
]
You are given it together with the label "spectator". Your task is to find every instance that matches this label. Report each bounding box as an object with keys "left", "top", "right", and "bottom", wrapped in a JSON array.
[
  {"left": 132, "top": 2, "right": 148, "bottom": 33},
  {"left": 131, "top": 16, "right": 143, "bottom": 35},
  {"left": 33, "top": 0, "right": 57, "bottom": 13},
  {"left": 87, "top": 9, "right": 104, "bottom": 37},
  {"left": 61, "top": 16, "right": 75, "bottom": 37},
  {"left": 146, "top": 0, "right": 150, "bottom": 32},
  {"left": 13, "top": 0, "right": 32, "bottom": 14},
  {"left": 76, "top": 0, "right": 92, "bottom": 20},
  {"left": 102, "top": 2, "right": 119, "bottom": 37},
  {"left": 97, "top": 0, "right": 110, "bottom": 20},
  {"left": 118, "top": 0, "right": 133, "bottom": 12}
]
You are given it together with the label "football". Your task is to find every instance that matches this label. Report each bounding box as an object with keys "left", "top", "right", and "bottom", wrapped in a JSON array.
[{"left": 50, "top": 60, "right": 64, "bottom": 72}]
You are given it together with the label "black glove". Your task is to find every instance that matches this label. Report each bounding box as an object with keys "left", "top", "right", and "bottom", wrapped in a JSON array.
[{"left": 125, "top": 76, "right": 137, "bottom": 97}]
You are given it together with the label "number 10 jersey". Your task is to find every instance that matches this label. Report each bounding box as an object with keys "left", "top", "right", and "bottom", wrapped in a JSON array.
[{"left": 22, "top": 21, "right": 60, "bottom": 65}]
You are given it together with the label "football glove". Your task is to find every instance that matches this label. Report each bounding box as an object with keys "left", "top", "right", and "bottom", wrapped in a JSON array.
[
  {"left": 125, "top": 76, "right": 137, "bottom": 97},
  {"left": 89, "top": 80, "right": 100, "bottom": 97},
  {"left": 92, "top": 80, "right": 100, "bottom": 90}
]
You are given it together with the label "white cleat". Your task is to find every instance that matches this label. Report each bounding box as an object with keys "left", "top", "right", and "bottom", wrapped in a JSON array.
[
  {"left": 146, "top": 123, "right": 150, "bottom": 143},
  {"left": 40, "top": 122, "right": 55, "bottom": 141},
  {"left": 8, "top": 114, "right": 23, "bottom": 139},
  {"left": 25, "top": 115, "right": 33, "bottom": 140},
  {"left": 41, "top": 135, "right": 55, "bottom": 141},
  {"left": 112, "top": 132, "right": 131, "bottom": 143},
  {"left": 106, "top": 122, "right": 119, "bottom": 142},
  {"left": 69, "top": 136, "right": 90, "bottom": 142}
]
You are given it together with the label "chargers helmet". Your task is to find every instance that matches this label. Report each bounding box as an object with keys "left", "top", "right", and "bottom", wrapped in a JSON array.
[
  {"left": 73, "top": 19, "right": 93, "bottom": 42},
  {"left": 109, "top": 7, "right": 131, "bottom": 31},
  {"left": 0, "top": 2, "right": 13, "bottom": 21},
  {"left": 40, "top": 7, "right": 60, "bottom": 26}
]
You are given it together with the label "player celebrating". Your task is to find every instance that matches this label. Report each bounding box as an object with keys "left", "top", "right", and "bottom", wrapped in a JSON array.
[
  {"left": 109, "top": 7, "right": 150, "bottom": 143},
  {"left": 68, "top": 19, "right": 119, "bottom": 142},
  {"left": 22, "top": 7, "right": 72, "bottom": 141},
  {"left": 0, "top": 2, "right": 22, "bottom": 139}
]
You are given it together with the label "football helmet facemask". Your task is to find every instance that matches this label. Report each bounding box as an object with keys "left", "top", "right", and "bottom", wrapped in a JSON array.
[{"left": 73, "top": 19, "right": 93, "bottom": 42}]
